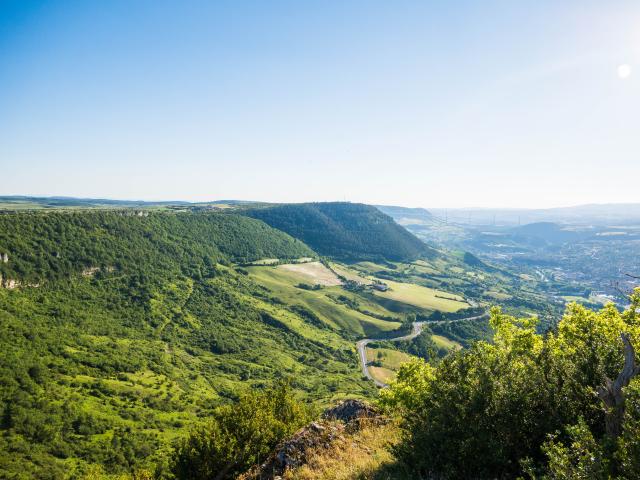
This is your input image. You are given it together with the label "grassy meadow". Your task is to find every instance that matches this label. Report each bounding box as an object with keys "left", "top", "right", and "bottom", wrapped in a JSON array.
[{"left": 245, "top": 264, "right": 402, "bottom": 337}]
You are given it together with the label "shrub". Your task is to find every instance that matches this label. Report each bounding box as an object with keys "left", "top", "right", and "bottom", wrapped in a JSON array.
[
  {"left": 381, "top": 292, "right": 640, "bottom": 479},
  {"left": 171, "top": 381, "right": 313, "bottom": 480}
]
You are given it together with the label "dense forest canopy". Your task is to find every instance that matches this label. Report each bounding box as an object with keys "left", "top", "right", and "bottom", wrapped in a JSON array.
[
  {"left": 242, "top": 202, "right": 433, "bottom": 261},
  {"left": 0, "top": 211, "right": 314, "bottom": 283}
]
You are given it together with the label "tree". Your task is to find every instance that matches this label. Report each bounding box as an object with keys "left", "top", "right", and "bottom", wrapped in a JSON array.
[
  {"left": 171, "top": 381, "right": 312, "bottom": 480},
  {"left": 381, "top": 293, "right": 640, "bottom": 479}
]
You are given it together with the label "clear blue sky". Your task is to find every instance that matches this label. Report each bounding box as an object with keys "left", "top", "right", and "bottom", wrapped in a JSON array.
[{"left": 1, "top": 1, "right": 639, "bottom": 208}]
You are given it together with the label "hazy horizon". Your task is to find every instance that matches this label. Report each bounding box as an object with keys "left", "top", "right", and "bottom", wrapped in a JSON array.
[
  {"left": 4, "top": 193, "right": 640, "bottom": 212},
  {"left": 2, "top": 1, "right": 640, "bottom": 208}
]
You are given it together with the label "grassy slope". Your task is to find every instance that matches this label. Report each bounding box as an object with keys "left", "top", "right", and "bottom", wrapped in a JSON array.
[
  {"left": 371, "top": 280, "right": 468, "bottom": 313},
  {"left": 246, "top": 266, "right": 402, "bottom": 337},
  {"left": 366, "top": 348, "right": 414, "bottom": 370},
  {"left": 0, "top": 270, "right": 378, "bottom": 477},
  {"left": 432, "top": 334, "right": 463, "bottom": 350},
  {"left": 335, "top": 262, "right": 470, "bottom": 314},
  {"left": 283, "top": 421, "right": 406, "bottom": 480},
  {"left": 366, "top": 348, "right": 414, "bottom": 384}
]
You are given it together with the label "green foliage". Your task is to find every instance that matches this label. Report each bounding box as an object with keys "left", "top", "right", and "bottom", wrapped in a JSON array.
[
  {"left": 429, "top": 316, "right": 493, "bottom": 347},
  {"left": 0, "top": 211, "right": 372, "bottom": 478},
  {"left": 382, "top": 295, "right": 640, "bottom": 479},
  {"left": 243, "top": 202, "right": 431, "bottom": 261},
  {"left": 0, "top": 210, "right": 314, "bottom": 283},
  {"left": 393, "top": 328, "right": 450, "bottom": 362},
  {"left": 537, "top": 419, "right": 609, "bottom": 480},
  {"left": 171, "top": 381, "right": 313, "bottom": 480}
]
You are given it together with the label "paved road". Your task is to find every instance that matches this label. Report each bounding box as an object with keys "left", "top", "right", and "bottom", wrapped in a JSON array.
[
  {"left": 429, "top": 312, "right": 489, "bottom": 326},
  {"left": 357, "top": 313, "right": 490, "bottom": 388},
  {"left": 356, "top": 322, "right": 426, "bottom": 388}
]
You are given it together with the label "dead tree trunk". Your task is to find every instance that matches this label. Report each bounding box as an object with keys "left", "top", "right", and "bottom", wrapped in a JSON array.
[{"left": 597, "top": 333, "right": 640, "bottom": 438}]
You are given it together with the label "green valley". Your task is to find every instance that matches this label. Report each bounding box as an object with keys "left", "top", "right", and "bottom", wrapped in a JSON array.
[
  {"left": 0, "top": 200, "right": 636, "bottom": 480},
  {"left": 0, "top": 206, "right": 485, "bottom": 479}
]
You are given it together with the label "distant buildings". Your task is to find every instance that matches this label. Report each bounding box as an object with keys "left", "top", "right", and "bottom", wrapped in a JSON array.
[{"left": 372, "top": 281, "right": 389, "bottom": 292}]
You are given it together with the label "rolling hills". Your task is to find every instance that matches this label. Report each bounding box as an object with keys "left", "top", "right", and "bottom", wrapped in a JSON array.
[
  {"left": 0, "top": 211, "right": 374, "bottom": 477},
  {"left": 242, "top": 202, "right": 434, "bottom": 261},
  {"left": 0, "top": 203, "right": 560, "bottom": 479},
  {"left": 0, "top": 207, "right": 478, "bottom": 478}
]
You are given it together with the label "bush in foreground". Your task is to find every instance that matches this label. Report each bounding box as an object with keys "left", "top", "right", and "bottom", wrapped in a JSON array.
[
  {"left": 381, "top": 291, "right": 640, "bottom": 479},
  {"left": 171, "top": 381, "right": 313, "bottom": 480}
]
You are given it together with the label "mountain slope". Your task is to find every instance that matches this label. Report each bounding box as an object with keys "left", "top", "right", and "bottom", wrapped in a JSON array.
[
  {"left": 0, "top": 211, "right": 314, "bottom": 283},
  {"left": 242, "top": 202, "right": 432, "bottom": 261},
  {"left": 375, "top": 205, "right": 434, "bottom": 227},
  {"left": 0, "top": 211, "right": 375, "bottom": 478}
]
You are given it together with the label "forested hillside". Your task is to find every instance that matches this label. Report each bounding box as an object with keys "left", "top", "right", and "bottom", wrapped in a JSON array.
[
  {"left": 0, "top": 211, "right": 313, "bottom": 283},
  {"left": 242, "top": 202, "right": 432, "bottom": 261},
  {"left": 0, "top": 211, "right": 375, "bottom": 478},
  {"left": 4, "top": 208, "right": 632, "bottom": 480}
]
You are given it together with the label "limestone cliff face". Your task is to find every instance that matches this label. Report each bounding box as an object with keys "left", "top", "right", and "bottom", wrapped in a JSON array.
[
  {"left": 1, "top": 277, "right": 20, "bottom": 289},
  {"left": 0, "top": 274, "right": 40, "bottom": 289}
]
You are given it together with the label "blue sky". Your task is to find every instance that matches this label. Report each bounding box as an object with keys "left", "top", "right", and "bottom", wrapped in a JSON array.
[{"left": 1, "top": 1, "right": 639, "bottom": 207}]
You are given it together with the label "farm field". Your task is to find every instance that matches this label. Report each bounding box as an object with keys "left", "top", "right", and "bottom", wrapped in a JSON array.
[
  {"left": 331, "top": 262, "right": 470, "bottom": 313},
  {"left": 245, "top": 265, "right": 403, "bottom": 337},
  {"left": 484, "top": 290, "right": 513, "bottom": 300},
  {"left": 279, "top": 261, "right": 341, "bottom": 286},
  {"left": 368, "top": 366, "right": 395, "bottom": 384},
  {"left": 372, "top": 279, "right": 469, "bottom": 312},
  {"left": 330, "top": 262, "right": 368, "bottom": 283},
  {"left": 366, "top": 347, "right": 413, "bottom": 369}
]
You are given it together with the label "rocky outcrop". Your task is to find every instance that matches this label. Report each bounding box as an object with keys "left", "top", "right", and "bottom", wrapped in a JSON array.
[
  {"left": 240, "top": 400, "right": 383, "bottom": 480},
  {"left": 0, "top": 277, "right": 40, "bottom": 289},
  {"left": 81, "top": 267, "right": 100, "bottom": 277},
  {"left": 322, "top": 399, "right": 381, "bottom": 424},
  {"left": 81, "top": 266, "right": 115, "bottom": 277},
  {"left": 2, "top": 278, "right": 19, "bottom": 289}
]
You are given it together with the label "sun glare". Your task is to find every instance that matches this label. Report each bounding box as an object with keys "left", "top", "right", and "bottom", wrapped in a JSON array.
[{"left": 617, "top": 63, "right": 632, "bottom": 79}]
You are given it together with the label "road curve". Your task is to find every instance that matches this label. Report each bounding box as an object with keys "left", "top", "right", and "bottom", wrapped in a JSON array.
[
  {"left": 356, "top": 321, "right": 426, "bottom": 388},
  {"left": 357, "top": 313, "right": 490, "bottom": 388}
]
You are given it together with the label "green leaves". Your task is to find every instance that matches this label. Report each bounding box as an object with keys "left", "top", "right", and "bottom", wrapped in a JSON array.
[
  {"left": 171, "top": 381, "right": 313, "bottom": 480},
  {"left": 384, "top": 299, "right": 640, "bottom": 479}
]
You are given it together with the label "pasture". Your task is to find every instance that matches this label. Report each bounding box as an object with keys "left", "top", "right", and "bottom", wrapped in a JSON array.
[
  {"left": 366, "top": 347, "right": 413, "bottom": 384},
  {"left": 245, "top": 265, "right": 402, "bottom": 337},
  {"left": 279, "top": 261, "right": 341, "bottom": 286},
  {"left": 372, "top": 279, "right": 468, "bottom": 313}
]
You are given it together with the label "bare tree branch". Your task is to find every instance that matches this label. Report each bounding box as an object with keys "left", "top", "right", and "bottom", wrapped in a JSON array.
[{"left": 597, "top": 333, "right": 639, "bottom": 438}]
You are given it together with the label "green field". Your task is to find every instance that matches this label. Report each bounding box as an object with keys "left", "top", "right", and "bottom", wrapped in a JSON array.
[
  {"left": 372, "top": 279, "right": 468, "bottom": 312},
  {"left": 330, "top": 262, "right": 369, "bottom": 283},
  {"left": 432, "top": 334, "right": 463, "bottom": 350},
  {"left": 366, "top": 347, "right": 414, "bottom": 369},
  {"left": 331, "top": 262, "right": 470, "bottom": 314},
  {"left": 485, "top": 290, "right": 513, "bottom": 301},
  {"left": 366, "top": 347, "right": 414, "bottom": 384},
  {"left": 246, "top": 265, "right": 403, "bottom": 337},
  {"left": 368, "top": 365, "right": 396, "bottom": 384}
]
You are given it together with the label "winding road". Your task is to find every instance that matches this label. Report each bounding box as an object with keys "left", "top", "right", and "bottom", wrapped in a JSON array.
[
  {"left": 356, "top": 322, "right": 426, "bottom": 388},
  {"left": 357, "top": 313, "right": 489, "bottom": 388}
]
